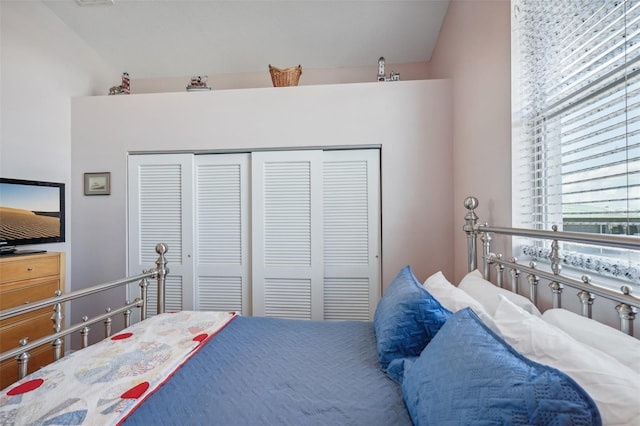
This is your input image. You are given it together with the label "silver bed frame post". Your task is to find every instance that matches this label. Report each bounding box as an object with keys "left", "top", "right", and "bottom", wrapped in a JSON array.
[
  {"left": 463, "top": 196, "right": 493, "bottom": 279},
  {"left": 616, "top": 286, "right": 636, "bottom": 336},
  {"left": 577, "top": 277, "right": 594, "bottom": 319},
  {"left": 509, "top": 259, "right": 519, "bottom": 293},
  {"left": 81, "top": 316, "right": 90, "bottom": 349},
  {"left": 51, "top": 290, "right": 64, "bottom": 361},
  {"left": 548, "top": 226, "right": 564, "bottom": 309},
  {"left": 463, "top": 197, "right": 479, "bottom": 272},
  {"left": 527, "top": 262, "right": 539, "bottom": 306},
  {"left": 481, "top": 231, "right": 492, "bottom": 280},
  {"left": 104, "top": 309, "right": 112, "bottom": 338},
  {"left": 139, "top": 279, "right": 149, "bottom": 321},
  {"left": 124, "top": 304, "right": 132, "bottom": 328},
  {"left": 16, "top": 339, "right": 30, "bottom": 379},
  {"left": 494, "top": 254, "right": 504, "bottom": 288},
  {"left": 155, "top": 243, "right": 169, "bottom": 315},
  {"left": 549, "top": 225, "right": 564, "bottom": 308}
]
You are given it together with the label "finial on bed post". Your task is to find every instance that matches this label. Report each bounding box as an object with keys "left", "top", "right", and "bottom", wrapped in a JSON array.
[
  {"left": 463, "top": 197, "right": 479, "bottom": 272},
  {"left": 104, "top": 308, "right": 112, "bottom": 338},
  {"left": 51, "top": 290, "right": 64, "bottom": 361},
  {"left": 548, "top": 225, "right": 564, "bottom": 309},
  {"left": 616, "top": 286, "right": 637, "bottom": 336},
  {"left": 17, "top": 338, "right": 30, "bottom": 380},
  {"left": 481, "top": 231, "right": 492, "bottom": 281},
  {"left": 527, "top": 261, "right": 539, "bottom": 306},
  {"left": 81, "top": 316, "right": 90, "bottom": 349},
  {"left": 495, "top": 254, "right": 504, "bottom": 288},
  {"left": 124, "top": 302, "right": 132, "bottom": 328},
  {"left": 155, "top": 243, "right": 169, "bottom": 315},
  {"left": 549, "top": 226, "right": 562, "bottom": 276},
  {"left": 139, "top": 278, "right": 149, "bottom": 321},
  {"left": 509, "top": 259, "right": 520, "bottom": 293},
  {"left": 577, "top": 278, "right": 595, "bottom": 319}
]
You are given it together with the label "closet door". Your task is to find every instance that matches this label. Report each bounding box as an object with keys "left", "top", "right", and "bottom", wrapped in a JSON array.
[
  {"left": 251, "top": 150, "right": 324, "bottom": 319},
  {"left": 323, "top": 149, "right": 380, "bottom": 320},
  {"left": 128, "top": 149, "right": 380, "bottom": 321},
  {"left": 127, "top": 154, "right": 194, "bottom": 316},
  {"left": 195, "top": 154, "right": 250, "bottom": 314}
]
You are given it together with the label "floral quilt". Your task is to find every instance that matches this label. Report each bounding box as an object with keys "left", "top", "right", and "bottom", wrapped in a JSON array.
[{"left": 0, "top": 310, "right": 236, "bottom": 426}]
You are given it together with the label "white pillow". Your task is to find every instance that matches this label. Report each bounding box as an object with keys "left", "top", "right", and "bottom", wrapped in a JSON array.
[
  {"left": 423, "top": 271, "right": 497, "bottom": 331},
  {"left": 459, "top": 269, "right": 542, "bottom": 317},
  {"left": 493, "top": 295, "right": 640, "bottom": 426},
  {"left": 542, "top": 308, "right": 640, "bottom": 375}
]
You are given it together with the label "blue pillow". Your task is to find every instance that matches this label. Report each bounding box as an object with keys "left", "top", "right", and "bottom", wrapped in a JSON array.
[
  {"left": 386, "top": 356, "right": 417, "bottom": 384},
  {"left": 373, "top": 265, "right": 451, "bottom": 371},
  {"left": 402, "top": 308, "right": 602, "bottom": 426}
]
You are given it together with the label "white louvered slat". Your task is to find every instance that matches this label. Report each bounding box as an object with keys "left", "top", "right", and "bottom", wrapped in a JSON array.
[
  {"left": 197, "top": 163, "right": 242, "bottom": 264},
  {"left": 264, "top": 278, "right": 312, "bottom": 319},
  {"left": 145, "top": 275, "right": 183, "bottom": 317},
  {"left": 139, "top": 164, "right": 183, "bottom": 265},
  {"left": 195, "top": 154, "right": 250, "bottom": 314},
  {"left": 130, "top": 150, "right": 380, "bottom": 321},
  {"left": 263, "top": 161, "right": 312, "bottom": 266},
  {"left": 324, "top": 278, "right": 370, "bottom": 320},
  {"left": 252, "top": 150, "right": 323, "bottom": 319},
  {"left": 324, "top": 160, "right": 369, "bottom": 265},
  {"left": 322, "top": 149, "right": 381, "bottom": 320},
  {"left": 198, "top": 276, "right": 243, "bottom": 313},
  {"left": 128, "top": 154, "right": 194, "bottom": 314}
]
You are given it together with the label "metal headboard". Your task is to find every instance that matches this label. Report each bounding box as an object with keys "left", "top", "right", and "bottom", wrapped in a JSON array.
[{"left": 463, "top": 196, "right": 640, "bottom": 335}]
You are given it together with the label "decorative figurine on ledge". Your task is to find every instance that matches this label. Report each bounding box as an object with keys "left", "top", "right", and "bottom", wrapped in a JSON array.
[
  {"left": 187, "top": 76, "right": 212, "bottom": 91},
  {"left": 377, "top": 57, "right": 385, "bottom": 81},
  {"left": 109, "top": 72, "right": 130, "bottom": 95},
  {"left": 377, "top": 57, "right": 400, "bottom": 82}
]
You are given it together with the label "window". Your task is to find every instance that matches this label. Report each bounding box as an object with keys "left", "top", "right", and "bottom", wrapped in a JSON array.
[{"left": 512, "top": 0, "right": 640, "bottom": 283}]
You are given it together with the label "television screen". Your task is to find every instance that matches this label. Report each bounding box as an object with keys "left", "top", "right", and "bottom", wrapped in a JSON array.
[{"left": 0, "top": 178, "right": 65, "bottom": 251}]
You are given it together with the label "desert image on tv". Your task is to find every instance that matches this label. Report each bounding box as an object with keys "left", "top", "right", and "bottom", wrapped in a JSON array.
[
  {"left": 0, "top": 207, "right": 60, "bottom": 240},
  {"left": 0, "top": 182, "right": 61, "bottom": 241}
]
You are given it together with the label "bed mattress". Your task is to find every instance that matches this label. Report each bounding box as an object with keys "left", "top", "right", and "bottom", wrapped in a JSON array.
[{"left": 123, "top": 316, "right": 411, "bottom": 425}]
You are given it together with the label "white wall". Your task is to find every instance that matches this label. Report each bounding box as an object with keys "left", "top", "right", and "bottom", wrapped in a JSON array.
[
  {"left": 429, "top": 0, "right": 512, "bottom": 283},
  {"left": 0, "top": 1, "right": 117, "bottom": 290},
  {"left": 70, "top": 80, "right": 453, "bottom": 332},
  {"left": 0, "top": 1, "right": 448, "bottom": 345},
  {"left": 132, "top": 62, "right": 430, "bottom": 93}
]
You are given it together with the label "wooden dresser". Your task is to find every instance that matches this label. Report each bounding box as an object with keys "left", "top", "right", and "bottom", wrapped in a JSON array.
[{"left": 0, "top": 252, "right": 64, "bottom": 389}]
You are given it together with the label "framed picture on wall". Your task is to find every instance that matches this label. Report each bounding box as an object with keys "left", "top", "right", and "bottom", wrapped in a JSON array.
[{"left": 84, "top": 172, "right": 111, "bottom": 196}]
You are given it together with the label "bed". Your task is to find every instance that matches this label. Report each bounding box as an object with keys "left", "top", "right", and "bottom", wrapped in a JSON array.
[{"left": 1, "top": 197, "right": 639, "bottom": 425}]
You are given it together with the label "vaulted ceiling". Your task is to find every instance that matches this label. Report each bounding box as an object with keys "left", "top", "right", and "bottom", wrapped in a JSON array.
[{"left": 43, "top": 0, "right": 450, "bottom": 79}]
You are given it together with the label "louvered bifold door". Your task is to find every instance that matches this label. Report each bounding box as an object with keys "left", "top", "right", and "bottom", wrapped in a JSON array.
[
  {"left": 195, "top": 154, "right": 250, "bottom": 314},
  {"left": 127, "top": 154, "right": 194, "bottom": 317},
  {"left": 252, "top": 150, "right": 324, "bottom": 320},
  {"left": 323, "top": 149, "right": 381, "bottom": 320}
]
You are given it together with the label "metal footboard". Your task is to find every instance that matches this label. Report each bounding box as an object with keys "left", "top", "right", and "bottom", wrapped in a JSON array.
[
  {"left": 0, "top": 243, "right": 168, "bottom": 381},
  {"left": 464, "top": 196, "right": 640, "bottom": 335}
]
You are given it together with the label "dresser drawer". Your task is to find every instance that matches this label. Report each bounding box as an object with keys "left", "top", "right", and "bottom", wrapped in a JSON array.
[
  {"left": 0, "top": 252, "right": 63, "bottom": 390},
  {"left": 0, "top": 310, "right": 56, "bottom": 352},
  {"left": 0, "top": 255, "right": 60, "bottom": 284},
  {"left": 0, "top": 276, "right": 60, "bottom": 312}
]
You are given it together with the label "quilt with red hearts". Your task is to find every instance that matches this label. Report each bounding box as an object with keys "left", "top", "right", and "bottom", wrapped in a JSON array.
[{"left": 0, "top": 310, "right": 236, "bottom": 426}]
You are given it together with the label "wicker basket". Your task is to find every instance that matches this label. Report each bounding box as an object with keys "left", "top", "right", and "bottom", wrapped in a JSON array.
[{"left": 269, "top": 64, "right": 302, "bottom": 87}]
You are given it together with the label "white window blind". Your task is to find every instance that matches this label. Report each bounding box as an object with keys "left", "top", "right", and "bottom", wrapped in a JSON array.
[{"left": 513, "top": 0, "right": 640, "bottom": 282}]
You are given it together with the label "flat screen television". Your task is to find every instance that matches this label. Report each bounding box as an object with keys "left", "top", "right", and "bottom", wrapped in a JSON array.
[{"left": 0, "top": 178, "right": 65, "bottom": 254}]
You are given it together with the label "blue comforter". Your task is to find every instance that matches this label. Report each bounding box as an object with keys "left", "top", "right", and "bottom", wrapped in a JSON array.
[{"left": 123, "top": 316, "right": 411, "bottom": 425}]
